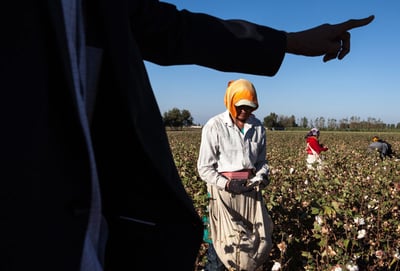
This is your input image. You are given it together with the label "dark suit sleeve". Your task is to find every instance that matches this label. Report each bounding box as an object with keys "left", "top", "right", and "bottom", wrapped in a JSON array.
[{"left": 130, "top": 0, "right": 287, "bottom": 76}]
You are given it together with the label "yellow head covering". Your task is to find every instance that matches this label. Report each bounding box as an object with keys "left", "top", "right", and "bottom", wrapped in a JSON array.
[{"left": 224, "top": 79, "right": 259, "bottom": 119}]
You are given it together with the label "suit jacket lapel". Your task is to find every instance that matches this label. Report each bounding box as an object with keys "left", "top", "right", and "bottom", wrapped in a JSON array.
[{"left": 46, "top": 0, "right": 80, "bottom": 107}]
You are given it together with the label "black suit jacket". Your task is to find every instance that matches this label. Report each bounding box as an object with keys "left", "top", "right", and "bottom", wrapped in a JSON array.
[{"left": 0, "top": 0, "right": 286, "bottom": 270}]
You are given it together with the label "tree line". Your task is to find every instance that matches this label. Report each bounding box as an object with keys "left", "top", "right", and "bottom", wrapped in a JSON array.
[
  {"left": 263, "top": 113, "right": 400, "bottom": 130},
  {"left": 163, "top": 108, "right": 400, "bottom": 130}
]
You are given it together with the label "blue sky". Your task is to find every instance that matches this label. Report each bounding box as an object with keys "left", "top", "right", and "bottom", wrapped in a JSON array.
[{"left": 145, "top": 0, "right": 399, "bottom": 126}]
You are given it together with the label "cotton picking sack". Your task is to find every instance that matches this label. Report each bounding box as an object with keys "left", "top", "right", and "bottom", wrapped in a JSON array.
[
  {"left": 306, "top": 143, "right": 324, "bottom": 170},
  {"left": 207, "top": 184, "right": 273, "bottom": 271}
]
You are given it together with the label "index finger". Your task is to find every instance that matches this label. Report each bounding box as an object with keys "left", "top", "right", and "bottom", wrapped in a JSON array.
[{"left": 338, "top": 15, "right": 375, "bottom": 31}]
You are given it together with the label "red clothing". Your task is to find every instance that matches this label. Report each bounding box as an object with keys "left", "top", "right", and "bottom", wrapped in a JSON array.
[{"left": 306, "top": 136, "right": 328, "bottom": 154}]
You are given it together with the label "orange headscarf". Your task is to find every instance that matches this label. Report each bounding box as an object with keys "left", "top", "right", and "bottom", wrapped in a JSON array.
[{"left": 224, "top": 79, "right": 259, "bottom": 119}]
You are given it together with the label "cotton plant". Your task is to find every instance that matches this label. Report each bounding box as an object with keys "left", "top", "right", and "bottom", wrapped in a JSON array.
[
  {"left": 345, "top": 261, "right": 359, "bottom": 271},
  {"left": 357, "top": 229, "right": 366, "bottom": 239},
  {"left": 271, "top": 261, "right": 281, "bottom": 271},
  {"left": 331, "top": 265, "right": 342, "bottom": 271},
  {"left": 353, "top": 217, "right": 365, "bottom": 226}
]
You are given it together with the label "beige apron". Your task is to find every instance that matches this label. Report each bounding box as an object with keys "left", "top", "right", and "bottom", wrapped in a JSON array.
[
  {"left": 207, "top": 184, "right": 273, "bottom": 271},
  {"left": 306, "top": 143, "right": 324, "bottom": 170}
]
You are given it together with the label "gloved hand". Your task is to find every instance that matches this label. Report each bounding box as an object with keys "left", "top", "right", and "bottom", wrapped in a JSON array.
[
  {"left": 259, "top": 175, "right": 270, "bottom": 189},
  {"left": 249, "top": 173, "right": 270, "bottom": 189},
  {"left": 225, "top": 179, "right": 257, "bottom": 194}
]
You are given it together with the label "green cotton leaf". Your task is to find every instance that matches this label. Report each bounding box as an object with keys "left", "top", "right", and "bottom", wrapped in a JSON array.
[
  {"left": 318, "top": 239, "right": 327, "bottom": 247},
  {"left": 343, "top": 239, "right": 350, "bottom": 250},
  {"left": 313, "top": 233, "right": 322, "bottom": 239},
  {"left": 334, "top": 220, "right": 343, "bottom": 228},
  {"left": 301, "top": 251, "right": 312, "bottom": 259},
  {"left": 311, "top": 207, "right": 320, "bottom": 215},
  {"left": 332, "top": 178, "right": 341, "bottom": 185},
  {"left": 313, "top": 223, "right": 322, "bottom": 231},
  {"left": 331, "top": 201, "right": 340, "bottom": 212},
  {"left": 323, "top": 206, "right": 336, "bottom": 217}
]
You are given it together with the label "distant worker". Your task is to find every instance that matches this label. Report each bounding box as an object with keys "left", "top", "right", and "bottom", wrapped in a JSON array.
[
  {"left": 368, "top": 136, "right": 395, "bottom": 160},
  {"left": 305, "top": 128, "right": 328, "bottom": 170}
]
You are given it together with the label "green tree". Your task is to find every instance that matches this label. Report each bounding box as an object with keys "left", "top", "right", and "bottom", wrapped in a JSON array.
[
  {"left": 278, "top": 114, "right": 297, "bottom": 128},
  {"left": 163, "top": 107, "right": 194, "bottom": 129},
  {"left": 327, "top": 118, "right": 337, "bottom": 129},
  {"left": 181, "top": 109, "right": 194, "bottom": 127},
  {"left": 299, "top": 117, "right": 308, "bottom": 128},
  {"left": 263, "top": 112, "right": 278, "bottom": 129}
]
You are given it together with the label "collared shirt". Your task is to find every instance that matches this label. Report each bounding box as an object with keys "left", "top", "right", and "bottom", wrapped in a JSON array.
[{"left": 197, "top": 110, "right": 269, "bottom": 189}]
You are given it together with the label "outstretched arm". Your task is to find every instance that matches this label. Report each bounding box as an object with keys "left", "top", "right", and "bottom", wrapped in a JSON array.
[{"left": 134, "top": 0, "right": 374, "bottom": 73}]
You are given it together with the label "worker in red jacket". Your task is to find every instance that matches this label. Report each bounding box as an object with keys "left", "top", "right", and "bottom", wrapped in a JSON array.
[{"left": 305, "top": 128, "right": 328, "bottom": 170}]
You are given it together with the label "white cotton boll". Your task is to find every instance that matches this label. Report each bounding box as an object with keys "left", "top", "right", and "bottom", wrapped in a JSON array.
[
  {"left": 346, "top": 261, "right": 359, "bottom": 271},
  {"left": 271, "top": 261, "right": 281, "bottom": 271},
  {"left": 394, "top": 250, "right": 400, "bottom": 259},
  {"left": 315, "top": 215, "right": 323, "bottom": 225},
  {"left": 289, "top": 167, "right": 295, "bottom": 174},
  {"left": 354, "top": 217, "right": 365, "bottom": 225},
  {"left": 357, "top": 229, "right": 366, "bottom": 239}
]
